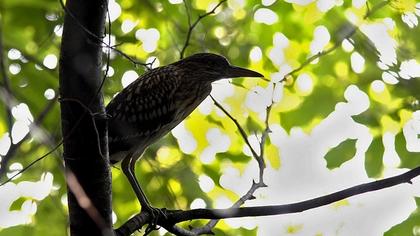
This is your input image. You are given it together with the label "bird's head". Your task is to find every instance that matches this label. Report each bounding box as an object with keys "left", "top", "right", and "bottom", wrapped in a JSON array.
[{"left": 176, "top": 53, "right": 263, "bottom": 82}]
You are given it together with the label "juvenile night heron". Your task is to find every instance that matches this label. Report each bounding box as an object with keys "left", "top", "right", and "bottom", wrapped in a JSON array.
[{"left": 107, "top": 53, "right": 263, "bottom": 215}]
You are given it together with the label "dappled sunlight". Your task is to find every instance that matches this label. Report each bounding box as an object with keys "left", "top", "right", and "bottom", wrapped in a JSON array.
[
  {"left": 135, "top": 28, "right": 160, "bottom": 53},
  {"left": 8, "top": 63, "right": 21, "bottom": 75},
  {"left": 249, "top": 46, "right": 262, "bottom": 63},
  {"left": 172, "top": 121, "right": 197, "bottom": 154},
  {"left": 190, "top": 198, "right": 206, "bottom": 209},
  {"left": 350, "top": 51, "right": 365, "bottom": 74},
  {"left": 0, "top": 172, "right": 54, "bottom": 228},
  {"left": 360, "top": 22, "right": 397, "bottom": 66},
  {"left": 0, "top": 133, "right": 11, "bottom": 156},
  {"left": 245, "top": 84, "right": 274, "bottom": 115},
  {"left": 295, "top": 73, "right": 313, "bottom": 95},
  {"left": 382, "top": 132, "right": 401, "bottom": 168},
  {"left": 200, "top": 128, "right": 231, "bottom": 164},
  {"left": 254, "top": 8, "right": 278, "bottom": 25},
  {"left": 42, "top": 54, "right": 58, "bottom": 70},
  {"left": 285, "top": 0, "right": 343, "bottom": 12},
  {"left": 120, "top": 19, "right": 137, "bottom": 34},
  {"left": 121, "top": 70, "right": 138, "bottom": 88},
  {"left": 218, "top": 85, "right": 419, "bottom": 235},
  {"left": 10, "top": 103, "right": 33, "bottom": 144},
  {"left": 43, "top": 88, "right": 56, "bottom": 100},
  {"left": 198, "top": 174, "right": 215, "bottom": 193},
  {"left": 399, "top": 59, "right": 420, "bottom": 80},
  {"left": 310, "top": 25, "right": 330, "bottom": 55},
  {"left": 3, "top": 0, "right": 420, "bottom": 234},
  {"left": 7, "top": 49, "right": 21, "bottom": 60},
  {"left": 403, "top": 111, "right": 420, "bottom": 152},
  {"left": 108, "top": 0, "right": 121, "bottom": 22},
  {"left": 269, "top": 32, "right": 289, "bottom": 68}
]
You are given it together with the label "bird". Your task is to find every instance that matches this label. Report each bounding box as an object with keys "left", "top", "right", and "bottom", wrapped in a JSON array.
[{"left": 106, "top": 53, "right": 263, "bottom": 216}]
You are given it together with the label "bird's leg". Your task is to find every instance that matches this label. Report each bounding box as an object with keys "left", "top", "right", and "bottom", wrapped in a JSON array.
[
  {"left": 121, "top": 153, "right": 151, "bottom": 208},
  {"left": 121, "top": 153, "right": 167, "bottom": 229}
]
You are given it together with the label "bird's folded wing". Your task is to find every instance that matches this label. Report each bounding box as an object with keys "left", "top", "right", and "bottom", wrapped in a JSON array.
[{"left": 106, "top": 67, "right": 180, "bottom": 155}]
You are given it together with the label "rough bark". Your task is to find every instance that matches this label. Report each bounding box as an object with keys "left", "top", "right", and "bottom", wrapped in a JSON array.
[{"left": 59, "top": 0, "right": 112, "bottom": 235}]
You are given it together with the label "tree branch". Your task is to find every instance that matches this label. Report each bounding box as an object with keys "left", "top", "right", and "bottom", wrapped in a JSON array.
[
  {"left": 0, "top": 15, "right": 13, "bottom": 133},
  {"left": 115, "top": 1, "right": 393, "bottom": 235},
  {"left": 179, "top": 0, "right": 227, "bottom": 59},
  {"left": 59, "top": 0, "right": 112, "bottom": 235},
  {"left": 0, "top": 96, "right": 57, "bottom": 178},
  {"left": 117, "top": 165, "right": 420, "bottom": 235},
  {"left": 282, "top": 0, "right": 389, "bottom": 81}
]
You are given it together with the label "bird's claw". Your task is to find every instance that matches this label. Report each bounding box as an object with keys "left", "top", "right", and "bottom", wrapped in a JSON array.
[{"left": 144, "top": 206, "right": 168, "bottom": 235}]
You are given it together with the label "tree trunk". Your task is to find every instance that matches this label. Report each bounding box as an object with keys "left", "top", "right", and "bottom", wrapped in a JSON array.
[{"left": 59, "top": 0, "right": 112, "bottom": 235}]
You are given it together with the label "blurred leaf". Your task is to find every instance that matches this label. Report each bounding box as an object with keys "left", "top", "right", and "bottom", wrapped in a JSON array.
[
  {"left": 281, "top": 85, "right": 337, "bottom": 132},
  {"left": 352, "top": 112, "right": 380, "bottom": 127},
  {"left": 384, "top": 197, "right": 420, "bottom": 236},
  {"left": 206, "top": 115, "right": 224, "bottom": 128},
  {"left": 395, "top": 132, "right": 420, "bottom": 169},
  {"left": 245, "top": 116, "right": 263, "bottom": 133},
  {"left": 216, "top": 151, "right": 251, "bottom": 163},
  {"left": 324, "top": 139, "right": 357, "bottom": 169},
  {"left": 9, "top": 197, "right": 27, "bottom": 211},
  {"left": 364, "top": 137, "right": 384, "bottom": 178}
]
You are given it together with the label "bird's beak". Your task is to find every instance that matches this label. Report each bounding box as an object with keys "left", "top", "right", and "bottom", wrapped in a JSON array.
[{"left": 226, "top": 66, "right": 264, "bottom": 78}]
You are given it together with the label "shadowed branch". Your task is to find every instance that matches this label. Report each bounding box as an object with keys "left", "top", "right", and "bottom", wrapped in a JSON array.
[{"left": 116, "top": 165, "right": 420, "bottom": 235}]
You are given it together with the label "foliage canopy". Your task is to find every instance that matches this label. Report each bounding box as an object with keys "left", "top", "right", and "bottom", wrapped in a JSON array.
[{"left": 1, "top": 0, "right": 420, "bottom": 235}]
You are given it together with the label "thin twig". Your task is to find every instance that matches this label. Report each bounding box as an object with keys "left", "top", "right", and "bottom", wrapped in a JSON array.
[
  {"left": 0, "top": 96, "right": 58, "bottom": 177},
  {"left": 210, "top": 95, "right": 260, "bottom": 159},
  {"left": 0, "top": 0, "right": 115, "bottom": 185},
  {"left": 0, "top": 141, "right": 62, "bottom": 186},
  {"left": 179, "top": 0, "right": 227, "bottom": 59},
  {"left": 59, "top": 98, "right": 108, "bottom": 159},
  {"left": 281, "top": 0, "right": 389, "bottom": 81},
  {"left": 3, "top": 44, "right": 57, "bottom": 73},
  {"left": 117, "top": 164, "right": 420, "bottom": 235},
  {"left": 58, "top": 0, "right": 152, "bottom": 69},
  {"left": 177, "top": 0, "right": 267, "bottom": 234}
]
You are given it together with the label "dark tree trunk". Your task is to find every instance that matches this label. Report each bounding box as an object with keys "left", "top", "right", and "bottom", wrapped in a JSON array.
[{"left": 59, "top": 0, "right": 112, "bottom": 235}]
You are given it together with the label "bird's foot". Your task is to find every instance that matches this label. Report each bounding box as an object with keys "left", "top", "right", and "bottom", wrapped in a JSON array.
[{"left": 143, "top": 206, "right": 168, "bottom": 235}]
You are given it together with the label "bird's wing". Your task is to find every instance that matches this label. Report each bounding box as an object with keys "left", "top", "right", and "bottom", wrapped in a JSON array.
[{"left": 106, "top": 66, "right": 180, "bottom": 157}]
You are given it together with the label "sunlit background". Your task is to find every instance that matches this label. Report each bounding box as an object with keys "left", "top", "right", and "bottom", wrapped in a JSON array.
[{"left": 1, "top": 0, "right": 420, "bottom": 235}]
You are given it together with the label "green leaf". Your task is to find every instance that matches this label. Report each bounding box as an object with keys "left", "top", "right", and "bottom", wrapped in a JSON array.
[
  {"left": 230, "top": 79, "right": 247, "bottom": 89},
  {"left": 384, "top": 197, "right": 420, "bottom": 236},
  {"left": 9, "top": 197, "right": 27, "bottom": 211},
  {"left": 324, "top": 139, "right": 357, "bottom": 169},
  {"left": 395, "top": 132, "right": 420, "bottom": 169},
  {"left": 216, "top": 151, "right": 251, "bottom": 163},
  {"left": 280, "top": 85, "right": 338, "bottom": 132},
  {"left": 364, "top": 137, "right": 384, "bottom": 178},
  {"left": 206, "top": 115, "right": 224, "bottom": 128},
  {"left": 352, "top": 112, "right": 380, "bottom": 127},
  {"left": 245, "top": 116, "right": 263, "bottom": 133}
]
